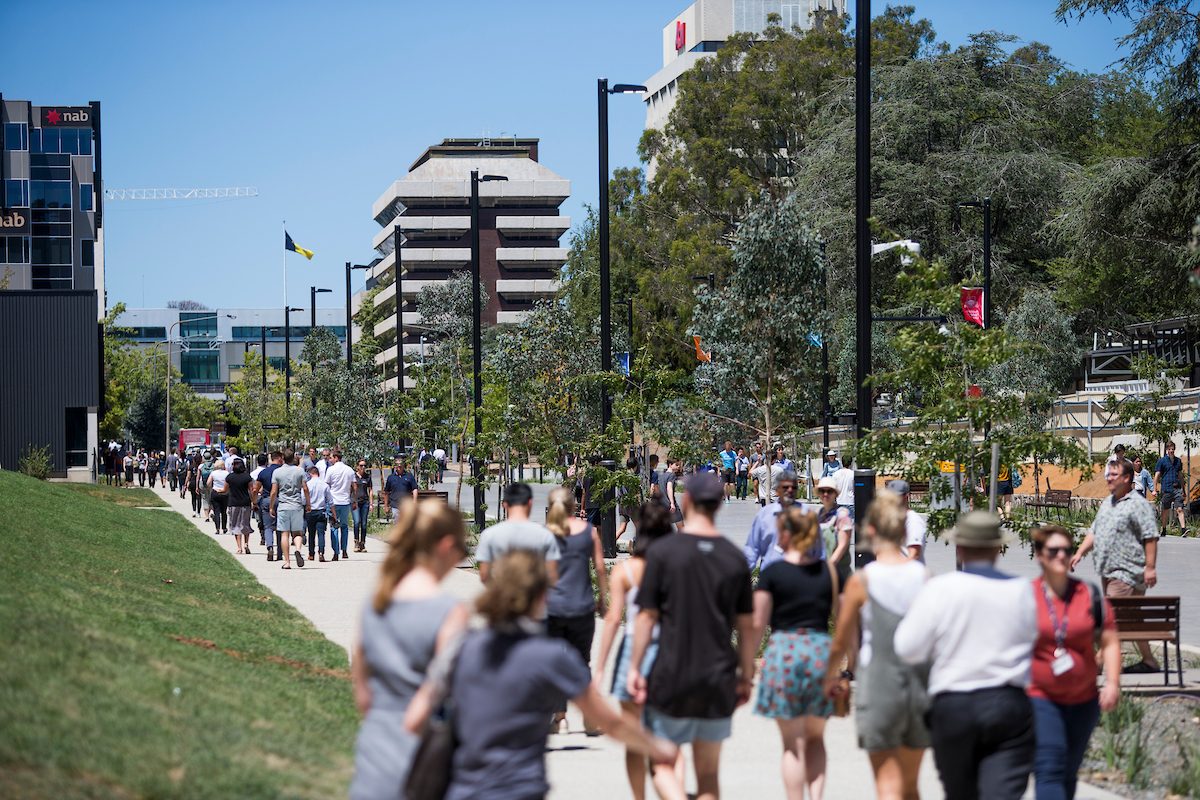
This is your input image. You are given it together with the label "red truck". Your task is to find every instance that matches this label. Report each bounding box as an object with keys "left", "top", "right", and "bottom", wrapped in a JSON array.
[{"left": 178, "top": 428, "right": 211, "bottom": 455}]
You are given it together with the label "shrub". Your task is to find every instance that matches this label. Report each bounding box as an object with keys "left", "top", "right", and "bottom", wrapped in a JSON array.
[{"left": 18, "top": 444, "right": 53, "bottom": 480}]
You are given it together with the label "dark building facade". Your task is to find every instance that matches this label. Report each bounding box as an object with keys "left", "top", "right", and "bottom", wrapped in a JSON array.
[{"left": 0, "top": 291, "right": 100, "bottom": 476}]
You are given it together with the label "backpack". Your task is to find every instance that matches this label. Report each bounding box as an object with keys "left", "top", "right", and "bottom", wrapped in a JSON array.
[{"left": 1079, "top": 578, "right": 1104, "bottom": 649}]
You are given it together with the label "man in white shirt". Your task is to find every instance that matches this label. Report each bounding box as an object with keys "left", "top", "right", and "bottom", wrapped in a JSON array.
[
  {"left": 894, "top": 511, "right": 1037, "bottom": 800},
  {"left": 324, "top": 450, "right": 357, "bottom": 561},
  {"left": 316, "top": 447, "right": 331, "bottom": 479},
  {"left": 304, "top": 465, "right": 334, "bottom": 562},
  {"left": 432, "top": 446, "right": 447, "bottom": 482},
  {"left": 832, "top": 462, "right": 856, "bottom": 516},
  {"left": 886, "top": 479, "right": 928, "bottom": 561}
]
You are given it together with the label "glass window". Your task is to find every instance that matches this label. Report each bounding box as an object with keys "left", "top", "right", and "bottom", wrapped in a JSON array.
[
  {"left": 41, "top": 128, "right": 60, "bottom": 154},
  {"left": 79, "top": 130, "right": 92, "bottom": 155},
  {"left": 179, "top": 312, "right": 217, "bottom": 338},
  {"left": 267, "top": 356, "right": 287, "bottom": 371},
  {"left": 31, "top": 181, "right": 71, "bottom": 209},
  {"left": 4, "top": 122, "right": 29, "bottom": 151},
  {"left": 29, "top": 128, "right": 41, "bottom": 153},
  {"left": 1, "top": 237, "right": 30, "bottom": 264},
  {"left": 31, "top": 238, "right": 72, "bottom": 265},
  {"left": 180, "top": 351, "right": 220, "bottom": 384},
  {"left": 81, "top": 239, "right": 94, "bottom": 267},
  {"left": 80, "top": 184, "right": 93, "bottom": 212},
  {"left": 31, "top": 222, "right": 71, "bottom": 237},
  {"left": 5, "top": 179, "right": 29, "bottom": 207}
]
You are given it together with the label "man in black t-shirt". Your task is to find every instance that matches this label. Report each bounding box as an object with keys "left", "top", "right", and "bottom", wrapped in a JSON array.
[{"left": 628, "top": 471, "right": 754, "bottom": 800}]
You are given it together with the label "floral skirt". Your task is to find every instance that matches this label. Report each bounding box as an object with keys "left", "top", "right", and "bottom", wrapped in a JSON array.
[{"left": 754, "top": 629, "right": 834, "bottom": 720}]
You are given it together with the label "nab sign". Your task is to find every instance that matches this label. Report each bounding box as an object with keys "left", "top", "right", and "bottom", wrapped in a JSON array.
[
  {"left": 0, "top": 210, "right": 28, "bottom": 234},
  {"left": 675, "top": 20, "right": 687, "bottom": 51},
  {"left": 40, "top": 107, "right": 92, "bottom": 128}
]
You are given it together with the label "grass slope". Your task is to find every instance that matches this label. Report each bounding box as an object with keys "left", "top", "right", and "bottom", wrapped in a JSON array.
[
  {"left": 0, "top": 471, "right": 357, "bottom": 799},
  {"left": 58, "top": 482, "right": 168, "bottom": 508}
]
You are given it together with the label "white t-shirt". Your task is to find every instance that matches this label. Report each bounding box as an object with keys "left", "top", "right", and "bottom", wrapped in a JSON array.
[
  {"left": 316, "top": 459, "right": 329, "bottom": 479},
  {"left": 904, "top": 510, "right": 928, "bottom": 561},
  {"left": 250, "top": 466, "right": 264, "bottom": 482},
  {"left": 210, "top": 469, "right": 229, "bottom": 491},
  {"left": 324, "top": 461, "right": 356, "bottom": 505},
  {"left": 433, "top": 448, "right": 447, "bottom": 461},
  {"left": 832, "top": 467, "right": 855, "bottom": 506}
]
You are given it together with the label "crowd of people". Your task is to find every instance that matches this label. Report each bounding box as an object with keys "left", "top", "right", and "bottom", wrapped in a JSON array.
[{"left": 342, "top": 449, "right": 1151, "bottom": 800}]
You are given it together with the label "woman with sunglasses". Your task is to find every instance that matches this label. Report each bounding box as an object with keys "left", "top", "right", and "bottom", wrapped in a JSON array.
[{"left": 1029, "top": 525, "right": 1120, "bottom": 800}]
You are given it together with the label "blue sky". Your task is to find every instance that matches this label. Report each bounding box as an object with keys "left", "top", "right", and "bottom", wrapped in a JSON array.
[{"left": 1, "top": 0, "right": 1130, "bottom": 312}]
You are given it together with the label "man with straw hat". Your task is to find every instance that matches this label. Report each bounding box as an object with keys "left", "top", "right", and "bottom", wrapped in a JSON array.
[{"left": 894, "top": 511, "right": 1038, "bottom": 800}]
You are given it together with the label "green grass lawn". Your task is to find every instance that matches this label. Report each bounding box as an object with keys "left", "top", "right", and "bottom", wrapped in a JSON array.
[
  {"left": 0, "top": 470, "right": 357, "bottom": 799},
  {"left": 57, "top": 481, "right": 168, "bottom": 508}
]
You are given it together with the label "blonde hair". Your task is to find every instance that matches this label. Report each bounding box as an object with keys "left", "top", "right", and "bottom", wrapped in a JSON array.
[
  {"left": 545, "top": 485, "right": 575, "bottom": 538},
  {"left": 476, "top": 550, "right": 548, "bottom": 625},
  {"left": 778, "top": 505, "right": 820, "bottom": 553},
  {"left": 866, "top": 489, "right": 907, "bottom": 546},
  {"left": 372, "top": 500, "right": 467, "bottom": 613},
  {"left": 214, "top": 459, "right": 226, "bottom": 471}
]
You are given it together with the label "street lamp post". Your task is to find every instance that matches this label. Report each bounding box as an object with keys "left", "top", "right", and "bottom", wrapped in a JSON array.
[
  {"left": 469, "top": 170, "right": 508, "bottom": 530},
  {"left": 958, "top": 198, "right": 992, "bottom": 328},
  {"left": 283, "top": 306, "right": 303, "bottom": 413},
  {"left": 345, "top": 261, "right": 372, "bottom": 366},
  {"left": 854, "top": 0, "right": 873, "bottom": 443},
  {"left": 310, "top": 287, "right": 333, "bottom": 408}
]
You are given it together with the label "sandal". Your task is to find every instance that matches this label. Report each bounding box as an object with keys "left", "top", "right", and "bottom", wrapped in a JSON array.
[
  {"left": 281, "top": 563, "right": 291, "bottom": 570},
  {"left": 1122, "top": 660, "right": 1159, "bottom": 674}
]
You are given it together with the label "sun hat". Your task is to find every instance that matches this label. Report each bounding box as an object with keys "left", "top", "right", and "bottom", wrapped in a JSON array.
[
  {"left": 826, "top": 449, "right": 838, "bottom": 457},
  {"left": 946, "top": 510, "right": 1009, "bottom": 546},
  {"left": 816, "top": 477, "right": 838, "bottom": 492}
]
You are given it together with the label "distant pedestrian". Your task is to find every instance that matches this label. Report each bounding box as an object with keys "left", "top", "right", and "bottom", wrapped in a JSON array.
[
  {"left": 147, "top": 451, "right": 160, "bottom": 488},
  {"left": 271, "top": 449, "right": 311, "bottom": 569},
  {"left": 658, "top": 459, "right": 683, "bottom": 522},
  {"left": 137, "top": 450, "right": 148, "bottom": 486},
  {"left": 735, "top": 448, "right": 750, "bottom": 500},
  {"left": 432, "top": 445, "right": 447, "bottom": 483},
  {"left": 1153, "top": 441, "right": 1187, "bottom": 535},
  {"left": 1071, "top": 459, "right": 1162, "bottom": 673},
  {"left": 225, "top": 457, "right": 255, "bottom": 555},
  {"left": 1030, "top": 524, "right": 1121, "bottom": 800},
  {"left": 326, "top": 450, "right": 356, "bottom": 561},
  {"left": 199, "top": 451, "right": 215, "bottom": 522},
  {"left": 752, "top": 505, "right": 839, "bottom": 800},
  {"left": 256, "top": 451, "right": 284, "bottom": 561},
  {"left": 1132, "top": 455, "right": 1153, "bottom": 498},
  {"left": 382, "top": 458, "right": 418, "bottom": 521},
  {"left": 474, "top": 482, "right": 560, "bottom": 584},
  {"left": 407, "top": 550, "right": 680, "bottom": 800},
  {"left": 885, "top": 479, "right": 927, "bottom": 562},
  {"left": 578, "top": 456, "right": 603, "bottom": 529},
  {"left": 750, "top": 452, "right": 786, "bottom": 507},
  {"left": 895, "top": 511, "right": 1038, "bottom": 800},
  {"left": 821, "top": 449, "right": 841, "bottom": 479},
  {"left": 544, "top": 486, "right": 609, "bottom": 733},
  {"left": 594, "top": 502, "right": 682, "bottom": 800},
  {"left": 831, "top": 460, "right": 855, "bottom": 518},
  {"left": 815, "top": 477, "right": 852, "bottom": 586},
  {"left": 123, "top": 450, "right": 134, "bottom": 487},
  {"left": 647, "top": 454, "right": 661, "bottom": 502},
  {"left": 249, "top": 454, "right": 266, "bottom": 547},
  {"left": 718, "top": 441, "right": 737, "bottom": 503},
  {"left": 166, "top": 448, "right": 180, "bottom": 492},
  {"left": 185, "top": 454, "right": 202, "bottom": 516},
  {"left": 616, "top": 456, "right": 641, "bottom": 545},
  {"left": 305, "top": 465, "right": 334, "bottom": 562},
  {"left": 349, "top": 500, "right": 470, "bottom": 800},
  {"left": 825, "top": 490, "right": 929, "bottom": 800},
  {"left": 628, "top": 471, "right": 755, "bottom": 800},
  {"left": 352, "top": 458, "right": 373, "bottom": 553},
  {"left": 207, "top": 458, "right": 230, "bottom": 536},
  {"left": 774, "top": 445, "right": 795, "bottom": 473}
]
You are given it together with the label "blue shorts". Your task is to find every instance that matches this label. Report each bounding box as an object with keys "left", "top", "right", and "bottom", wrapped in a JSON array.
[
  {"left": 644, "top": 707, "right": 731, "bottom": 744},
  {"left": 611, "top": 637, "right": 658, "bottom": 703}
]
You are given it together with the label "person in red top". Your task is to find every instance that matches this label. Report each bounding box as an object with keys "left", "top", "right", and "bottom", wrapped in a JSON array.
[{"left": 1028, "top": 525, "right": 1121, "bottom": 800}]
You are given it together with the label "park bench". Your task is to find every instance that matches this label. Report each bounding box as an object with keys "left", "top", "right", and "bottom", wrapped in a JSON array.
[
  {"left": 416, "top": 489, "right": 449, "bottom": 503},
  {"left": 1108, "top": 595, "right": 1184, "bottom": 687},
  {"left": 1026, "top": 489, "right": 1072, "bottom": 520}
]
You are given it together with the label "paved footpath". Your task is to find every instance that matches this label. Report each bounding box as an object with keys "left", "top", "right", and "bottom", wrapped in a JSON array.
[{"left": 154, "top": 479, "right": 1125, "bottom": 799}]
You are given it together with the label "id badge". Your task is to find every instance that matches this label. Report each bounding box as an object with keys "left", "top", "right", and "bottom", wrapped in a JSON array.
[{"left": 1051, "top": 650, "right": 1074, "bottom": 676}]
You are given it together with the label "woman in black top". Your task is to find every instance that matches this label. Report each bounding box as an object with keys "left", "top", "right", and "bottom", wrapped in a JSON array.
[
  {"left": 750, "top": 505, "right": 839, "bottom": 800},
  {"left": 225, "top": 458, "right": 255, "bottom": 555}
]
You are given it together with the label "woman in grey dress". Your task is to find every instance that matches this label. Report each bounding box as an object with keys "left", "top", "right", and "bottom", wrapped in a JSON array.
[{"left": 350, "top": 500, "right": 469, "bottom": 800}]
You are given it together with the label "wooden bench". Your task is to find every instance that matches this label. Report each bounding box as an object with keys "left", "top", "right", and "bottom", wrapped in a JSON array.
[
  {"left": 1026, "top": 489, "right": 1072, "bottom": 520},
  {"left": 416, "top": 490, "right": 449, "bottom": 503},
  {"left": 1108, "top": 595, "right": 1184, "bottom": 687}
]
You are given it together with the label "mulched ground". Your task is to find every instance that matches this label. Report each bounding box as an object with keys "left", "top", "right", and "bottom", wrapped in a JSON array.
[{"left": 1082, "top": 695, "right": 1200, "bottom": 799}]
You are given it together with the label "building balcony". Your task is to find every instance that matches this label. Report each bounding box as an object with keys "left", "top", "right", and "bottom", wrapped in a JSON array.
[
  {"left": 373, "top": 179, "right": 570, "bottom": 221},
  {"left": 495, "top": 247, "right": 568, "bottom": 270},
  {"left": 495, "top": 215, "right": 571, "bottom": 238},
  {"left": 373, "top": 311, "right": 425, "bottom": 339},
  {"left": 495, "top": 279, "right": 562, "bottom": 298},
  {"left": 372, "top": 216, "right": 471, "bottom": 254},
  {"left": 496, "top": 310, "right": 532, "bottom": 324},
  {"left": 368, "top": 248, "right": 471, "bottom": 284}
]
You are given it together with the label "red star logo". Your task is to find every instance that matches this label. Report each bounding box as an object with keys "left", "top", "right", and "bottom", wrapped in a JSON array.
[{"left": 46, "top": 109, "right": 61, "bottom": 125}]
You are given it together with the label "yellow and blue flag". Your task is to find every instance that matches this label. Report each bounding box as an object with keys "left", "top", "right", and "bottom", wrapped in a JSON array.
[{"left": 284, "top": 231, "right": 314, "bottom": 260}]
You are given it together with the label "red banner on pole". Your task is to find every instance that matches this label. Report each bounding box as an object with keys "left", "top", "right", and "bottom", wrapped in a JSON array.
[{"left": 961, "top": 287, "right": 985, "bottom": 327}]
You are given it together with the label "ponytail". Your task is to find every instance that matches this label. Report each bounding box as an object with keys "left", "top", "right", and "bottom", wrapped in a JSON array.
[
  {"left": 545, "top": 485, "right": 575, "bottom": 538},
  {"left": 372, "top": 500, "right": 466, "bottom": 613},
  {"left": 778, "top": 505, "right": 820, "bottom": 554}
]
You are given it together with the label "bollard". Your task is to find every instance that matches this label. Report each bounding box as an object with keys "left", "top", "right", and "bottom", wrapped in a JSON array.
[{"left": 853, "top": 468, "right": 876, "bottom": 570}]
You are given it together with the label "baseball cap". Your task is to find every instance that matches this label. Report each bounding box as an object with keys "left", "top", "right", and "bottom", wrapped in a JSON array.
[
  {"left": 684, "top": 471, "right": 724, "bottom": 503},
  {"left": 886, "top": 479, "right": 910, "bottom": 495}
]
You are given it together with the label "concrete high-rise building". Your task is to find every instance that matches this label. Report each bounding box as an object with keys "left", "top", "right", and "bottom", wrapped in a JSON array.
[
  {"left": 0, "top": 96, "right": 104, "bottom": 479},
  {"left": 643, "top": 0, "right": 845, "bottom": 131},
  {"left": 364, "top": 138, "right": 570, "bottom": 389}
]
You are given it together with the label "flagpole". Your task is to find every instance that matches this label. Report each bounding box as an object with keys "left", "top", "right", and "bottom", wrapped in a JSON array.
[{"left": 282, "top": 219, "right": 288, "bottom": 310}]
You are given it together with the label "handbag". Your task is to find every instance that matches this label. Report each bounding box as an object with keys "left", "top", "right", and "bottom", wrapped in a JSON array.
[{"left": 405, "top": 635, "right": 466, "bottom": 800}]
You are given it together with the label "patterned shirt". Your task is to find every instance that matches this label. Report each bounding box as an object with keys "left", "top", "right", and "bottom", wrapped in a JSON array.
[{"left": 1090, "top": 490, "right": 1159, "bottom": 588}]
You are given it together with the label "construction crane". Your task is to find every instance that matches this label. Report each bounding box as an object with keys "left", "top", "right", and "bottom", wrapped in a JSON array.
[{"left": 103, "top": 186, "right": 259, "bottom": 200}]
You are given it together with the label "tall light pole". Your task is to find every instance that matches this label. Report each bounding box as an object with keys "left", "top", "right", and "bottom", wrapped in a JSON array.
[
  {"left": 345, "top": 261, "right": 372, "bottom": 366},
  {"left": 470, "top": 169, "right": 508, "bottom": 530},
  {"left": 854, "top": 0, "right": 872, "bottom": 443},
  {"left": 283, "top": 306, "right": 303, "bottom": 414},
  {"left": 598, "top": 78, "right": 647, "bottom": 559},
  {"left": 309, "top": 287, "right": 332, "bottom": 409},
  {"left": 958, "top": 198, "right": 993, "bottom": 328}
]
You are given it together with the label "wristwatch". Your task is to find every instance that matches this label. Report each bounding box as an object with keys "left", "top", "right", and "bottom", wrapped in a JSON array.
[{"left": 840, "top": 669, "right": 855, "bottom": 681}]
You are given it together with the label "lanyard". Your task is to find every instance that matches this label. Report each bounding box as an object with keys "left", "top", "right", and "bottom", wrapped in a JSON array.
[{"left": 1041, "top": 580, "right": 1070, "bottom": 655}]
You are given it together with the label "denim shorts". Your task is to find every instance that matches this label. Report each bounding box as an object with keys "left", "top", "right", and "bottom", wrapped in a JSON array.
[
  {"left": 612, "top": 637, "right": 658, "bottom": 703},
  {"left": 276, "top": 507, "right": 305, "bottom": 533},
  {"left": 644, "top": 706, "right": 731, "bottom": 744}
]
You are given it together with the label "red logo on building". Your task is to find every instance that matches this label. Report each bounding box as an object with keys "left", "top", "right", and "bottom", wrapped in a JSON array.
[
  {"left": 46, "top": 109, "right": 62, "bottom": 125},
  {"left": 40, "top": 107, "right": 91, "bottom": 127},
  {"left": 675, "top": 21, "right": 687, "bottom": 51}
]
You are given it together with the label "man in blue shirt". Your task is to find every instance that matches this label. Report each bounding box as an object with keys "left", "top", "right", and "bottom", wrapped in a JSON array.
[
  {"left": 773, "top": 445, "right": 794, "bottom": 473},
  {"left": 743, "top": 469, "right": 808, "bottom": 570},
  {"left": 383, "top": 458, "right": 419, "bottom": 521},
  {"left": 718, "top": 440, "right": 738, "bottom": 504},
  {"left": 1154, "top": 441, "right": 1188, "bottom": 535}
]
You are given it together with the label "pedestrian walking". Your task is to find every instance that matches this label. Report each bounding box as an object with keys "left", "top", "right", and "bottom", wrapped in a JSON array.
[
  {"left": 352, "top": 458, "right": 373, "bottom": 553},
  {"left": 831, "top": 459, "right": 855, "bottom": 518},
  {"left": 825, "top": 490, "right": 929, "bottom": 800},
  {"left": 594, "top": 502, "right": 682, "bottom": 800},
  {"left": 752, "top": 505, "right": 839, "bottom": 800},
  {"left": 1153, "top": 441, "right": 1188, "bottom": 535},
  {"left": 1132, "top": 455, "right": 1153, "bottom": 498},
  {"left": 137, "top": 450, "right": 148, "bottom": 486},
  {"left": 147, "top": 451, "right": 160, "bottom": 488},
  {"left": 271, "top": 449, "right": 311, "bottom": 569},
  {"left": 474, "top": 482, "right": 561, "bottom": 584},
  {"left": 578, "top": 456, "right": 604, "bottom": 529},
  {"left": 406, "top": 550, "right": 681, "bottom": 800},
  {"left": 185, "top": 454, "right": 203, "bottom": 516},
  {"left": 1071, "top": 459, "right": 1162, "bottom": 673},
  {"left": 207, "top": 458, "right": 230, "bottom": 536},
  {"left": 349, "top": 500, "right": 470, "bottom": 800},
  {"left": 432, "top": 445, "right": 447, "bottom": 483},
  {"left": 658, "top": 459, "right": 683, "bottom": 522},
  {"left": 325, "top": 450, "right": 356, "bottom": 561},
  {"left": 735, "top": 448, "right": 750, "bottom": 500},
  {"left": 884, "top": 479, "right": 927, "bottom": 562},
  {"left": 122, "top": 449, "right": 134, "bottom": 487},
  {"left": 199, "top": 451, "right": 215, "bottom": 522},
  {"left": 616, "top": 455, "right": 642, "bottom": 546},
  {"left": 305, "top": 465, "right": 334, "bottom": 562},
  {"left": 226, "top": 457, "right": 255, "bottom": 555},
  {"left": 895, "top": 511, "right": 1038, "bottom": 800},
  {"left": 544, "top": 486, "right": 609, "bottom": 733},
  {"left": 256, "top": 451, "right": 284, "bottom": 561},
  {"left": 821, "top": 450, "right": 841, "bottom": 479},
  {"left": 718, "top": 441, "right": 738, "bottom": 503},
  {"left": 628, "top": 471, "right": 756, "bottom": 800},
  {"left": 751, "top": 452, "right": 786, "bottom": 507},
  {"left": 815, "top": 477, "right": 853, "bottom": 586},
  {"left": 1030, "top": 524, "right": 1121, "bottom": 800},
  {"left": 165, "top": 448, "right": 180, "bottom": 492},
  {"left": 745, "top": 469, "right": 800, "bottom": 571},
  {"left": 382, "top": 458, "right": 418, "bottom": 521}
]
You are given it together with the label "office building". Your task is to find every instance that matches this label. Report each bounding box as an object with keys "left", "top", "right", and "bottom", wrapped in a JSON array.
[
  {"left": 0, "top": 96, "right": 104, "bottom": 479},
  {"left": 364, "top": 138, "right": 570, "bottom": 389},
  {"left": 643, "top": 0, "right": 845, "bottom": 131},
  {"left": 113, "top": 308, "right": 349, "bottom": 399}
]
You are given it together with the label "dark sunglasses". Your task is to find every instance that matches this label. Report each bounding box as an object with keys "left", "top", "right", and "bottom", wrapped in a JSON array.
[{"left": 1041, "top": 546, "right": 1074, "bottom": 558}]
